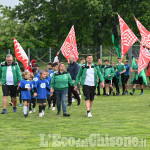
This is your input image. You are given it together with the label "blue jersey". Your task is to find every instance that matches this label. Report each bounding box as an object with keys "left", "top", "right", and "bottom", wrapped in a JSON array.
[
  {"left": 49, "top": 70, "right": 54, "bottom": 78},
  {"left": 125, "top": 64, "right": 130, "bottom": 75},
  {"left": 45, "top": 76, "right": 51, "bottom": 95},
  {"left": 33, "top": 73, "right": 40, "bottom": 83},
  {"left": 31, "top": 80, "right": 36, "bottom": 99},
  {"left": 35, "top": 79, "right": 50, "bottom": 99},
  {"left": 19, "top": 79, "right": 31, "bottom": 100}
]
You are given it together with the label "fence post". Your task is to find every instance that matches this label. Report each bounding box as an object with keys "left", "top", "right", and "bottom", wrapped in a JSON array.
[
  {"left": 49, "top": 47, "right": 51, "bottom": 62},
  {"left": 100, "top": 45, "right": 102, "bottom": 59},
  {"left": 8, "top": 49, "right": 10, "bottom": 54},
  {"left": 128, "top": 46, "right": 132, "bottom": 83},
  {"left": 28, "top": 48, "right": 30, "bottom": 64}
]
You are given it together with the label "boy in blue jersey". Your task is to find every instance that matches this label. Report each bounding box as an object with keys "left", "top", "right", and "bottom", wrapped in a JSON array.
[
  {"left": 33, "top": 70, "right": 50, "bottom": 117},
  {"left": 45, "top": 69, "right": 52, "bottom": 109},
  {"left": 124, "top": 60, "right": 130, "bottom": 94},
  {"left": 19, "top": 71, "right": 32, "bottom": 118},
  {"left": 29, "top": 73, "right": 36, "bottom": 113}
]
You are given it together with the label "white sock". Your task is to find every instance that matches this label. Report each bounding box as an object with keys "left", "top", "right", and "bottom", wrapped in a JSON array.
[{"left": 23, "top": 106, "right": 27, "bottom": 115}]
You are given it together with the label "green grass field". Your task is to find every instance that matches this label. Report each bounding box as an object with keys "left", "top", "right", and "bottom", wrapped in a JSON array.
[{"left": 0, "top": 88, "right": 150, "bottom": 150}]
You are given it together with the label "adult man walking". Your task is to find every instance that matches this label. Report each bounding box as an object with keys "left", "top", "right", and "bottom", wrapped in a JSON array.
[
  {"left": 67, "top": 55, "right": 81, "bottom": 106},
  {"left": 74, "top": 54, "right": 104, "bottom": 118},
  {"left": 0, "top": 54, "right": 22, "bottom": 114}
]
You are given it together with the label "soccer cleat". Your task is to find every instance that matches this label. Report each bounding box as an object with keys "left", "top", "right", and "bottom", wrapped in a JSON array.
[
  {"left": 63, "top": 113, "right": 70, "bottom": 117},
  {"left": 106, "top": 94, "right": 110, "bottom": 96},
  {"left": 87, "top": 112, "right": 92, "bottom": 118},
  {"left": 42, "top": 110, "right": 45, "bottom": 116},
  {"left": 33, "top": 108, "right": 36, "bottom": 112},
  {"left": 13, "top": 107, "right": 17, "bottom": 112},
  {"left": 29, "top": 111, "right": 32, "bottom": 114},
  {"left": 52, "top": 107, "right": 55, "bottom": 111},
  {"left": 39, "top": 113, "right": 43, "bottom": 117},
  {"left": 24, "top": 114, "right": 28, "bottom": 118},
  {"left": 19, "top": 103, "right": 23, "bottom": 107},
  {"left": 130, "top": 92, "right": 134, "bottom": 95},
  {"left": 67, "top": 104, "right": 72, "bottom": 107},
  {"left": 122, "top": 92, "right": 125, "bottom": 95},
  {"left": 140, "top": 92, "right": 144, "bottom": 95},
  {"left": 1, "top": 109, "right": 7, "bottom": 114},
  {"left": 94, "top": 95, "right": 97, "bottom": 98}
]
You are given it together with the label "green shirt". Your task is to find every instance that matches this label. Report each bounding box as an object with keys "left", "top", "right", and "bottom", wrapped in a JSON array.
[
  {"left": 104, "top": 65, "right": 115, "bottom": 80},
  {"left": 116, "top": 63, "right": 126, "bottom": 73},
  {"left": 51, "top": 71, "right": 74, "bottom": 90}
]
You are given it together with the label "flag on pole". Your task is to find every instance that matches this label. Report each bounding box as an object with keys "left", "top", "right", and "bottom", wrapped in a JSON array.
[
  {"left": 138, "top": 46, "right": 150, "bottom": 74},
  {"left": 118, "top": 14, "right": 138, "bottom": 60},
  {"left": 135, "top": 17, "right": 150, "bottom": 49},
  {"left": 13, "top": 38, "right": 32, "bottom": 72},
  {"left": 60, "top": 25, "right": 79, "bottom": 61},
  {"left": 112, "top": 17, "right": 121, "bottom": 57}
]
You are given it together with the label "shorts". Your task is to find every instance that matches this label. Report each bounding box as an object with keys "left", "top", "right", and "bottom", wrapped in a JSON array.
[
  {"left": 37, "top": 99, "right": 46, "bottom": 104},
  {"left": 133, "top": 77, "right": 143, "bottom": 85},
  {"left": 105, "top": 80, "right": 112, "bottom": 85},
  {"left": 83, "top": 85, "right": 96, "bottom": 101},
  {"left": 124, "top": 75, "right": 129, "bottom": 83},
  {"left": 22, "top": 99, "right": 31, "bottom": 103},
  {"left": 2, "top": 85, "right": 17, "bottom": 97}
]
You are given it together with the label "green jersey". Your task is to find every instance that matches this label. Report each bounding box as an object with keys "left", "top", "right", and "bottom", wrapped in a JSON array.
[
  {"left": 116, "top": 63, "right": 126, "bottom": 73},
  {"left": 104, "top": 65, "right": 115, "bottom": 80}
]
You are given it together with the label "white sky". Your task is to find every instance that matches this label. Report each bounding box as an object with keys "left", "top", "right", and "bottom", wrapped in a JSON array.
[{"left": 0, "top": 0, "right": 19, "bottom": 8}]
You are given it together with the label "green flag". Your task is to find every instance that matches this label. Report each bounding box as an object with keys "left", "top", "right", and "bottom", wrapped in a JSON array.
[{"left": 112, "top": 19, "right": 121, "bottom": 57}]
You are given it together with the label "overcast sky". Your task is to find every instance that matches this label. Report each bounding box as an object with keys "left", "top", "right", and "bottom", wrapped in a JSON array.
[{"left": 0, "top": 0, "right": 19, "bottom": 8}]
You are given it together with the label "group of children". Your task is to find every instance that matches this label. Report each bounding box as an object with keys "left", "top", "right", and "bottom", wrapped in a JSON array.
[{"left": 18, "top": 62, "right": 58, "bottom": 118}]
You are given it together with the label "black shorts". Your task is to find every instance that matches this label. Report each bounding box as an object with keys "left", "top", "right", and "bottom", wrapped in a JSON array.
[
  {"left": 2, "top": 85, "right": 17, "bottom": 97},
  {"left": 133, "top": 77, "right": 143, "bottom": 85},
  {"left": 105, "top": 80, "right": 112, "bottom": 85},
  {"left": 124, "top": 75, "right": 129, "bottom": 83},
  {"left": 83, "top": 85, "right": 96, "bottom": 101},
  {"left": 22, "top": 99, "right": 31, "bottom": 103},
  {"left": 37, "top": 99, "right": 46, "bottom": 103}
]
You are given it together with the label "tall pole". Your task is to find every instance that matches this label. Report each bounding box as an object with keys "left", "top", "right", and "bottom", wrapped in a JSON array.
[
  {"left": 49, "top": 47, "right": 51, "bottom": 62},
  {"left": 100, "top": 45, "right": 102, "bottom": 59},
  {"left": 8, "top": 49, "right": 10, "bottom": 54},
  {"left": 28, "top": 48, "right": 30, "bottom": 64}
]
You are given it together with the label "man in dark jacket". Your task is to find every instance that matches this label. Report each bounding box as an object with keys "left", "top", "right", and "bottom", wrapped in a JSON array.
[{"left": 67, "top": 55, "right": 81, "bottom": 106}]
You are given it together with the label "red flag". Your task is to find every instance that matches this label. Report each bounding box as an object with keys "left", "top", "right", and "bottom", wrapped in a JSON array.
[
  {"left": 138, "top": 46, "right": 150, "bottom": 74},
  {"left": 146, "top": 64, "right": 150, "bottom": 77},
  {"left": 60, "top": 25, "right": 79, "bottom": 61},
  {"left": 14, "top": 38, "right": 32, "bottom": 72},
  {"left": 135, "top": 17, "right": 150, "bottom": 49},
  {"left": 118, "top": 14, "right": 138, "bottom": 60}
]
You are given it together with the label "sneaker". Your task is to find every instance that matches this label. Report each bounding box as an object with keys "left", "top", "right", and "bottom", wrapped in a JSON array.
[
  {"left": 39, "top": 113, "right": 43, "bottom": 117},
  {"left": 125, "top": 91, "right": 128, "bottom": 94},
  {"left": 19, "top": 103, "right": 23, "bottom": 107},
  {"left": 72, "top": 98, "right": 75, "bottom": 102},
  {"left": 24, "top": 114, "right": 28, "bottom": 118},
  {"left": 13, "top": 107, "right": 17, "bottom": 112},
  {"left": 67, "top": 104, "right": 72, "bottom": 107},
  {"left": 113, "top": 92, "right": 115, "bottom": 96},
  {"left": 52, "top": 107, "right": 55, "bottom": 111},
  {"left": 106, "top": 94, "right": 110, "bottom": 96},
  {"left": 1, "top": 109, "right": 7, "bottom": 114},
  {"left": 33, "top": 108, "right": 36, "bottom": 112},
  {"left": 9, "top": 102, "right": 13, "bottom": 106},
  {"left": 130, "top": 92, "right": 134, "bottom": 95},
  {"left": 122, "top": 92, "right": 125, "bottom": 95},
  {"left": 29, "top": 111, "right": 32, "bottom": 114},
  {"left": 63, "top": 113, "right": 70, "bottom": 117},
  {"left": 94, "top": 95, "right": 97, "bottom": 98},
  {"left": 87, "top": 112, "right": 92, "bottom": 118},
  {"left": 140, "top": 92, "right": 144, "bottom": 95},
  {"left": 42, "top": 110, "right": 45, "bottom": 116}
]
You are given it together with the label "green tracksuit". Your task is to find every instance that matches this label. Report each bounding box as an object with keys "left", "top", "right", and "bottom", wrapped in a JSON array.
[
  {"left": 116, "top": 63, "right": 126, "bottom": 73},
  {"left": 51, "top": 71, "right": 74, "bottom": 90},
  {"left": 75, "top": 64, "right": 104, "bottom": 87},
  {"left": 104, "top": 65, "right": 115, "bottom": 80},
  {"left": 0, "top": 61, "right": 22, "bottom": 86}
]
